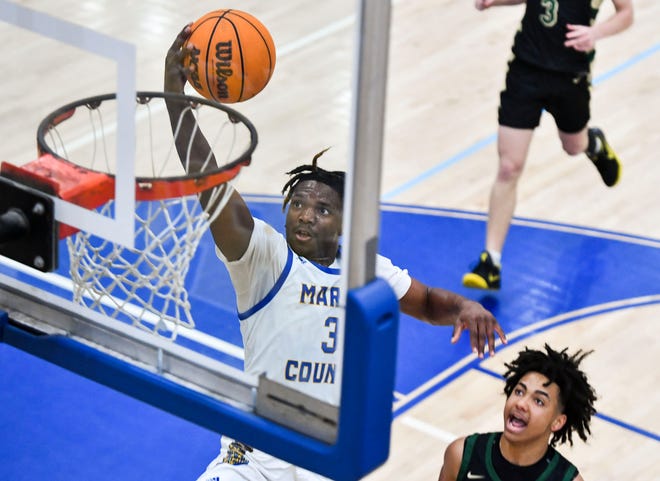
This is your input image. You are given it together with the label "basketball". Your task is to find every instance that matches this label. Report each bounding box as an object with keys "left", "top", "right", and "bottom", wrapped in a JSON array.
[{"left": 183, "top": 9, "right": 276, "bottom": 103}]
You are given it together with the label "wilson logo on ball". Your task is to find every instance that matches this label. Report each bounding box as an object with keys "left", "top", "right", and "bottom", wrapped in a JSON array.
[
  {"left": 184, "top": 9, "right": 276, "bottom": 103},
  {"left": 214, "top": 41, "right": 233, "bottom": 100}
]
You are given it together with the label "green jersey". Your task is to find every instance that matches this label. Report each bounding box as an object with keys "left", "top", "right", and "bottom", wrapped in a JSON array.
[
  {"left": 512, "top": 0, "right": 602, "bottom": 73},
  {"left": 456, "top": 432, "right": 579, "bottom": 481}
]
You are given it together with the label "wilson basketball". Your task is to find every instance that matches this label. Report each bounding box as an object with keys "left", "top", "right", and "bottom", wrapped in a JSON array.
[{"left": 183, "top": 9, "right": 276, "bottom": 103}]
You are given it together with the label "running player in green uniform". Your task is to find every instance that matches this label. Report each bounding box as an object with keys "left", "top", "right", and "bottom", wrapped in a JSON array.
[
  {"left": 438, "top": 344, "right": 597, "bottom": 481},
  {"left": 463, "top": 0, "right": 634, "bottom": 290}
]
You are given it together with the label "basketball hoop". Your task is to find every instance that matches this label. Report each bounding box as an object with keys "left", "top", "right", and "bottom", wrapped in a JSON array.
[{"left": 1, "top": 91, "right": 257, "bottom": 338}]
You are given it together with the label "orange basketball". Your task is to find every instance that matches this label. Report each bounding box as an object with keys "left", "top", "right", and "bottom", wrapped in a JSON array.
[{"left": 183, "top": 9, "right": 276, "bottom": 103}]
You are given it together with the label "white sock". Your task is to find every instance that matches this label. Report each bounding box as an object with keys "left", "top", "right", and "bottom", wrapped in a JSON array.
[{"left": 488, "top": 250, "right": 502, "bottom": 267}]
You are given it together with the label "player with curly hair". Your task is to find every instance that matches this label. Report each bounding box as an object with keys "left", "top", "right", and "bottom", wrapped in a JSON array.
[{"left": 438, "top": 344, "right": 597, "bottom": 481}]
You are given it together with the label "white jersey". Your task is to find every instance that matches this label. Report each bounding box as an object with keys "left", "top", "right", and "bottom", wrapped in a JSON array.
[
  {"left": 200, "top": 218, "right": 412, "bottom": 481},
  {"left": 217, "top": 218, "right": 412, "bottom": 405}
]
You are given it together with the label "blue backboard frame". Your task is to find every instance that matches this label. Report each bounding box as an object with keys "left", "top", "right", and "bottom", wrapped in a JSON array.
[{"left": 0, "top": 278, "right": 399, "bottom": 481}]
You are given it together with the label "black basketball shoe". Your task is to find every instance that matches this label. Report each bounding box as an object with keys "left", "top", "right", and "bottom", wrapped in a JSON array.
[
  {"left": 587, "top": 127, "right": 621, "bottom": 187},
  {"left": 462, "top": 250, "right": 501, "bottom": 290}
]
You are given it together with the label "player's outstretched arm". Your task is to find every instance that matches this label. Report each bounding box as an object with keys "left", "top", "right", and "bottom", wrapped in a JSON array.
[
  {"left": 400, "top": 279, "right": 506, "bottom": 358},
  {"left": 164, "top": 24, "right": 212, "bottom": 173},
  {"left": 163, "top": 24, "right": 254, "bottom": 261}
]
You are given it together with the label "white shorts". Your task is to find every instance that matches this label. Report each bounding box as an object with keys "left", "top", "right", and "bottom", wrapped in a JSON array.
[{"left": 195, "top": 436, "right": 331, "bottom": 481}]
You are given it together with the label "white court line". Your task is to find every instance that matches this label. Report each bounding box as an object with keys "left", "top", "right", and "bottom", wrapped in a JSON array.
[
  {"left": 400, "top": 416, "right": 457, "bottom": 443},
  {"left": 278, "top": 15, "right": 355, "bottom": 56}
]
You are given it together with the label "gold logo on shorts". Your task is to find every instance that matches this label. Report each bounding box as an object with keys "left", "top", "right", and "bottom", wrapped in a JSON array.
[{"left": 222, "top": 441, "right": 253, "bottom": 466}]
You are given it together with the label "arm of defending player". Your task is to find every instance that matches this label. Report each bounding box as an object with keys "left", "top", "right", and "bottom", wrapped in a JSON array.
[
  {"left": 399, "top": 278, "right": 506, "bottom": 358},
  {"left": 437, "top": 437, "right": 465, "bottom": 481},
  {"left": 564, "top": 0, "right": 633, "bottom": 52},
  {"left": 164, "top": 24, "right": 254, "bottom": 261},
  {"left": 474, "top": 0, "right": 525, "bottom": 11}
]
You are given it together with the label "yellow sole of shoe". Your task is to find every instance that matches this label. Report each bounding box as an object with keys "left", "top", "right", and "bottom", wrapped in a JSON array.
[
  {"left": 462, "top": 273, "right": 492, "bottom": 289},
  {"left": 611, "top": 161, "right": 622, "bottom": 187}
]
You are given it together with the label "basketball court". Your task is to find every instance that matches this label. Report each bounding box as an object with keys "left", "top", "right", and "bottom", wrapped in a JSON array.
[{"left": 1, "top": 1, "right": 659, "bottom": 480}]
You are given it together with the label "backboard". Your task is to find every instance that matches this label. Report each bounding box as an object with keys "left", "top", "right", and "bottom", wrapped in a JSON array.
[
  {"left": 0, "top": 1, "right": 397, "bottom": 480},
  {"left": 0, "top": 0, "right": 137, "bottom": 247}
]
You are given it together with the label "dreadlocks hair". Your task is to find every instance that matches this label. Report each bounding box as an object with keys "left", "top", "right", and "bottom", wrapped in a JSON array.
[
  {"left": 281, "top": 148, "right": 345, "bottom": 212},
  {"left": 503, "top": 344, "right": 597, "bottom": 447}
]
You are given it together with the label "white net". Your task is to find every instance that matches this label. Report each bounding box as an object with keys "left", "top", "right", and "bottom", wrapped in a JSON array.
[
  {"left": 38, "top": 92, "right": 255, "bottom": 339},
  {"left": 68, "top": 194, "right": 218, "bottom": 337}
]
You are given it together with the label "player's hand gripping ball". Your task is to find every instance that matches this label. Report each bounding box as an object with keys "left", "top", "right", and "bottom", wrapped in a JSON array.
[{"left": 184, "top": 9, "right": 276, "bottom": 103}]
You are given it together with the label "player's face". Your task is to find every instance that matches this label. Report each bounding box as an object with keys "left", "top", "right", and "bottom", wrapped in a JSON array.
[
  {"left": 502, "top": 372, "right": 567, "bottom": 446},
  {"left": 285, "top": 180, "right": 343, "bottom": 266}
]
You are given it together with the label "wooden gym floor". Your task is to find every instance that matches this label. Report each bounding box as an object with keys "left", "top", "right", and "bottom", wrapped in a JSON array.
[{"left": 0, "top": 1, "right": 658, "bottom": 480}]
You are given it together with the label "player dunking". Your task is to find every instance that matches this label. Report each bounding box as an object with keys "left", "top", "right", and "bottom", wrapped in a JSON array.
[
  {"left": 463, "top": 0, "right": 634, "bottom": 290},
  {"left": 438, "top": 344, "right": 597, "bottom": 481},
  {"left": 165, "top": 24, "right": 506, "bottom": 481}
]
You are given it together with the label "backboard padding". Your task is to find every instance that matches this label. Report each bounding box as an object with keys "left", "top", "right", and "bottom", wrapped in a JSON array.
[{"left": 0, "top": 273, "right": 399, "bottom": 481}]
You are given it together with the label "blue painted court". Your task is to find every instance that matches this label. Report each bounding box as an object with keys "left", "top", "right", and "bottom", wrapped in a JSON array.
[{"left": 2, "top": 198, "right": 659, "bottom": 480}]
